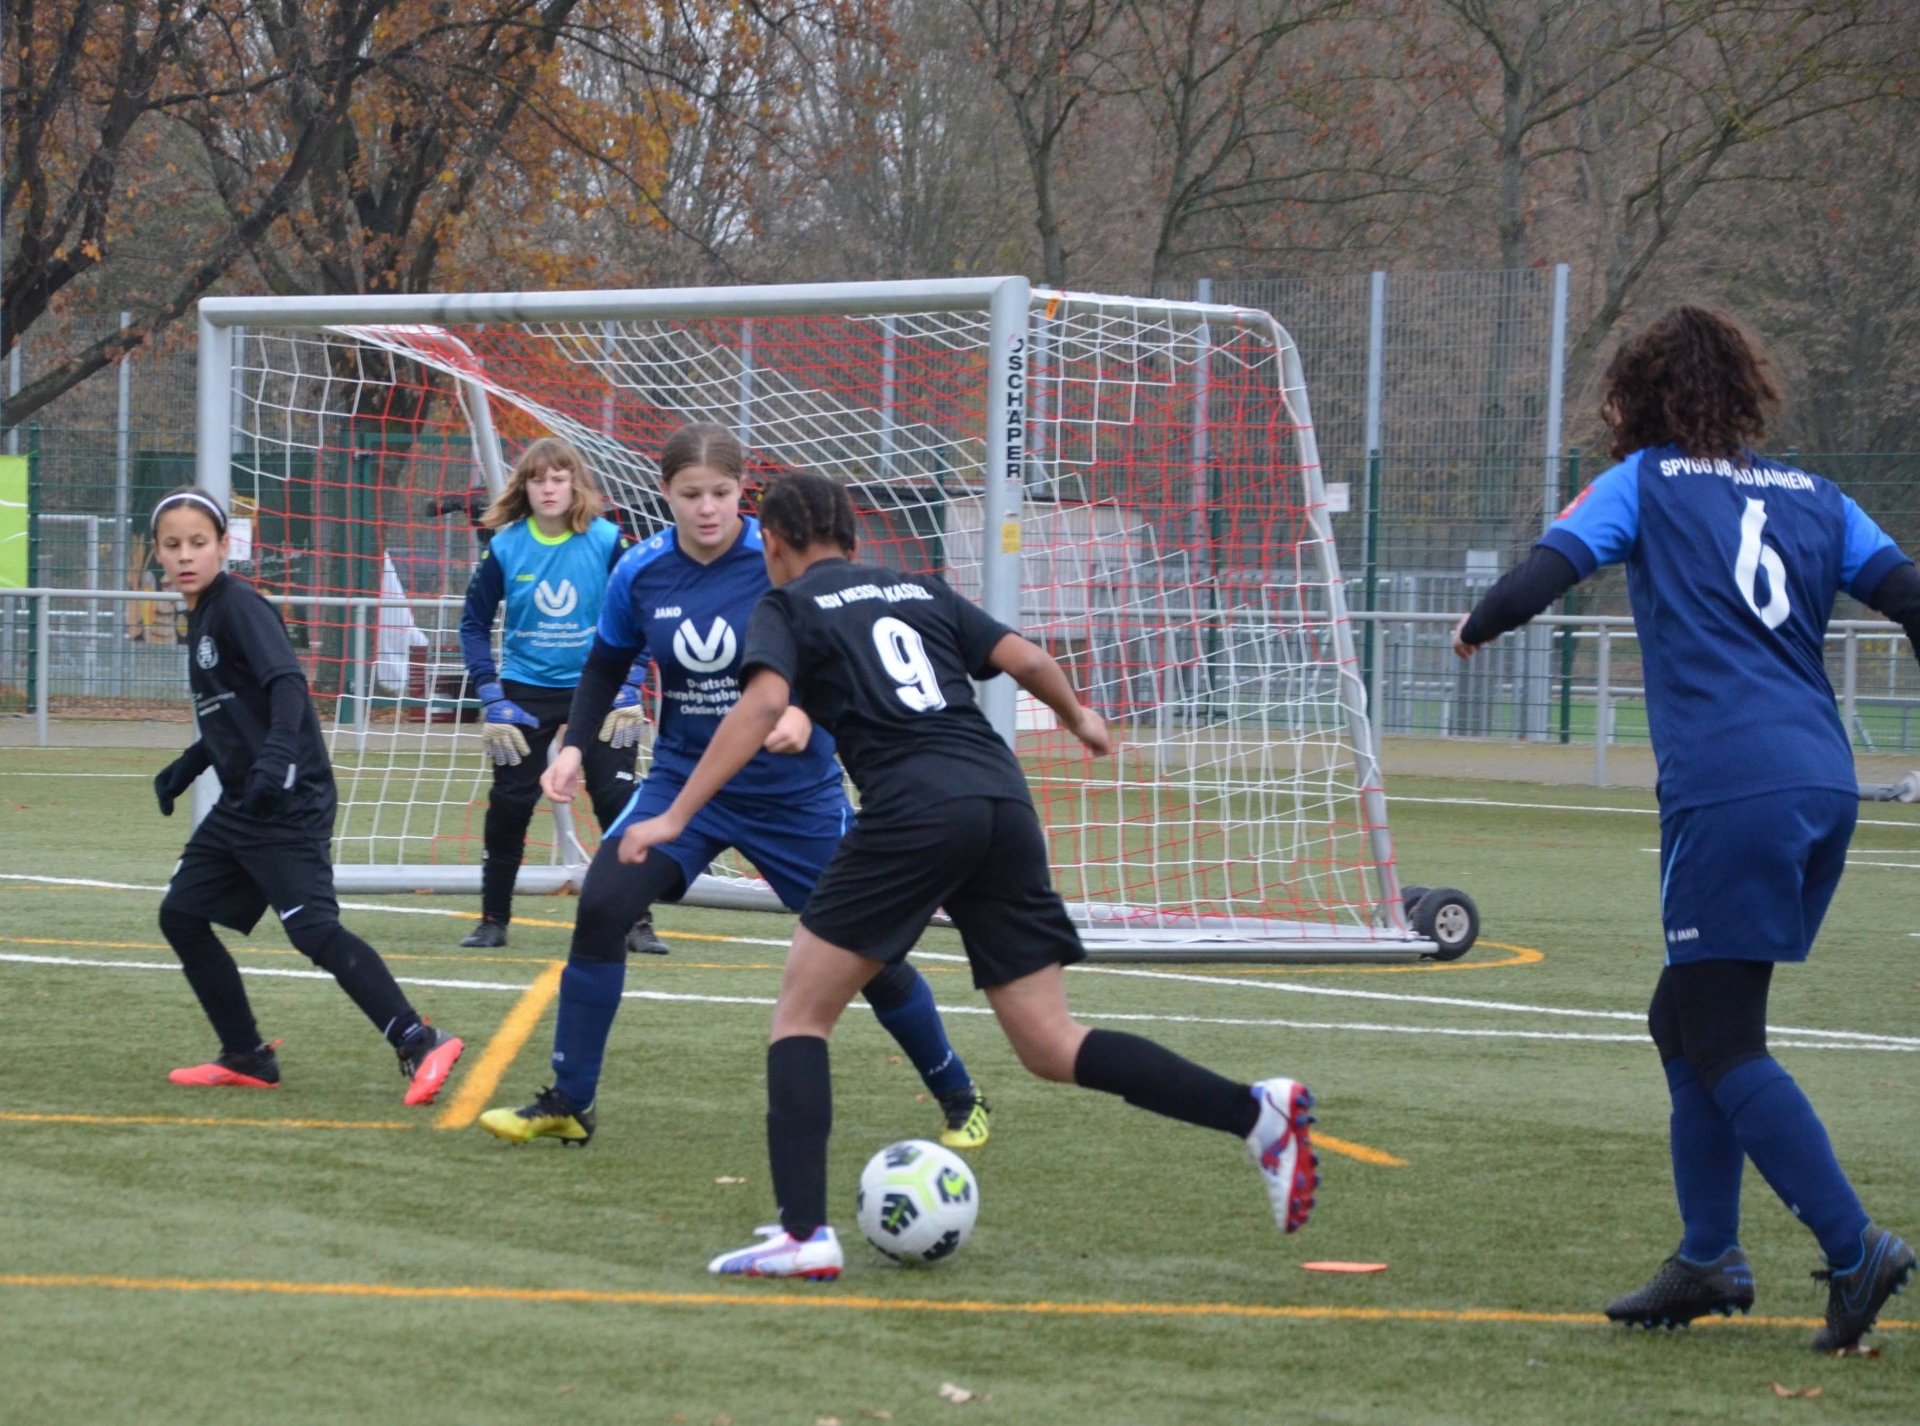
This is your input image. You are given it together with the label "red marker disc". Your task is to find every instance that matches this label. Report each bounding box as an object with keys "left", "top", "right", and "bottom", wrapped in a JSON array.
[{"left": 1300, "top": 1261, "right": 1388, "bottom": 1274}]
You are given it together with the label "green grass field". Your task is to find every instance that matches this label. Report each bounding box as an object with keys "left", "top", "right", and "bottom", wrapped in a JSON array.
[{"left": 2, "top": 744, "right": 1917, "bottom": 1424}]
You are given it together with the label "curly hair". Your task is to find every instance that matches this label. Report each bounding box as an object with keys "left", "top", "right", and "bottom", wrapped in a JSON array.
[
  {"left": 758, "top": 470, "right": 858, "bottom": 554},
  {"left": 481, "top": 436, "right": 605, "bottom": 532},
  {"left": 1601, "top": 306, "right": 1780, "bottom": 463}
]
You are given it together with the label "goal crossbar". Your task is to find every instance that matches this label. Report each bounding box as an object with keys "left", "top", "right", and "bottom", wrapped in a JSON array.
[{"left": 194, "top": 277, "right": 1421, "bottom": 960}]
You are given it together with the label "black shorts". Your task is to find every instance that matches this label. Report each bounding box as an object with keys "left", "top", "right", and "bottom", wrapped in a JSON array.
[
  {"left": 160, "top": 803, "right": 340, "bottom": 937},
  {"left": 800, "top": 795, "right": 1085, "bottom": 989}
]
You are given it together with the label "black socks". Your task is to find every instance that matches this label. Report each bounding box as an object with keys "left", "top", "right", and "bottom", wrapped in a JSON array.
[
  {"left": 286, "top": 921, "right": 419, "bottom": 1045},
  {"left": 1073, "top": 1029, "right": 1259, "bottom": 1138},
  {"left": 158, "top": 908, "right": 261, "bottom": 1055},
  {"left": 767, "top": 1036, "right": 833, "bottom": 1241}
]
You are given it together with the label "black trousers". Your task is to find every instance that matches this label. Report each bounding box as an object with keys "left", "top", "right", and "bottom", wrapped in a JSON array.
[{"left": 483, "top": 680, "right": 638, "bottom": 922}]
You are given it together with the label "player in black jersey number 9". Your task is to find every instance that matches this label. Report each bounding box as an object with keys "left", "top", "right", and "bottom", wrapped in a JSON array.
[{"left": 617, "top": 470, "right": 1321, "bottom": 1281}]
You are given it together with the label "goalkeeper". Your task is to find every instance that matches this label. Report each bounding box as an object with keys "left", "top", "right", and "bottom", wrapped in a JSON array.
[
  {"left": 457, "top": 437, "right": 655, "bottom": 950},
  {"left": 1455, "top": 306, "right": 1916, "bottom": 1353}
]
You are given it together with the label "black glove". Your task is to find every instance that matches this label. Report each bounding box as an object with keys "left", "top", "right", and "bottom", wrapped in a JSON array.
[
  {"left": 154, "top": 745, "right": 211, "bottom": 817},
  {"left": 241, "top": 757, "right": 292, "bottom": 817}
]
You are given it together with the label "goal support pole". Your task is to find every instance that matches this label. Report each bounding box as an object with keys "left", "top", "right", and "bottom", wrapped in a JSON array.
[{"left": 980, "top": 275, "right": 1031, "bottom": 746}]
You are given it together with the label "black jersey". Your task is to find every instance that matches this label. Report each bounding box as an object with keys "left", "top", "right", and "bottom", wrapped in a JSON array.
[
  {"left": 740, "top": 558, "right": 1028, "bottom": 813},
  {"left": 184, "top": 572, "right": 336, "bottom": 826}
]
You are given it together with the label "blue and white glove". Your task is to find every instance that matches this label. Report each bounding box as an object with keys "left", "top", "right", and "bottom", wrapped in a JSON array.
[
  {"left": 598, "top": 681, "right": 648, "bottom": 749},
  {"left": 477, "top": 681, "right": 540, "bottom": 766}
]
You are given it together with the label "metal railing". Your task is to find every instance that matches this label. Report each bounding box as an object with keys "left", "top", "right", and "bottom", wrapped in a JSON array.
[
  {"left": 0, "top": 588, "right": 467, "bottom": 747},
  {"left": 6, "top": 588, "right": 1909, "bottom": 793},
  {"left": 1348, "top": 609, "right": 1912, "bottom": 785}
]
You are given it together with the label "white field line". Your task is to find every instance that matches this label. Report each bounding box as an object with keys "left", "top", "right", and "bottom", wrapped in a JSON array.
[
  {"left": 0, "top": 873, "right": 800, "bottom": 942},
  {"left": 914, "top": 953, "right": 1920, "bottom": 1048},
  {"left": 0, "top": 771, "right": 148, "bottom": 778},
  {"left": 1638, "top": 848, "right": 1920, "bottom": 871},
  {"left": 5, "top": 951, "right": 1915, "bottom": 1054},
  {"left": 3, "top": 950, "right": 1913, "bottom": 1053},
  {"left": 8, "top": 872, "right": 1916, "bottom": 1047},
  {"left": 1397, "top": 794, "right": 1920, "bottom": 831}
]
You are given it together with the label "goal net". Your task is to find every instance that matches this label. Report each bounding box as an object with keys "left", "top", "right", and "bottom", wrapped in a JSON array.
[{"left": 195, "top": 278, "right": 1419, "bottom": 959}]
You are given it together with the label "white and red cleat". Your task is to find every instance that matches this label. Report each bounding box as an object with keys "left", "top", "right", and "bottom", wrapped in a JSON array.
[
  {"left": 707, "top": 1224, "right": 844, "bottom": 1280},
  {"left": 1246, "top": 1077, "right": 1319, "bottom": 1233}
]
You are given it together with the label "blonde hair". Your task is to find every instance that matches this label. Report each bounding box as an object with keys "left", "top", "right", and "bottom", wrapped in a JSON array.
[{"left": 481, "top": 436, "right": 605, "bottom": 533}]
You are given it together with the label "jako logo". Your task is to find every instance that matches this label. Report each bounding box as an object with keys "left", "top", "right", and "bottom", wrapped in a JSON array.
[
  {"left": 534, "top": 579, "right": 578, "bottom": 618},
  {"left": 673, "top": 616, "right": 736, "bottom": 672}
]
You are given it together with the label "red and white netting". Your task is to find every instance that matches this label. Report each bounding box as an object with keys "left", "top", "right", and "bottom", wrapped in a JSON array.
[{"left": 220, "top": 288, "right": 1402, "bottom": 953}]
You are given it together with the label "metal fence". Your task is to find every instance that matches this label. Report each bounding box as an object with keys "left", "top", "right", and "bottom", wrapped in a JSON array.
[
  {"left": 8, "top": 280, "right": 1920, "bottom": 755},
  {"left": 5, "top": 588, "right": 1912, "bottom": 794}
]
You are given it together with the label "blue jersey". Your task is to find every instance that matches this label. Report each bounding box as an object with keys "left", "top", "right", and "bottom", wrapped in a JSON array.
[
  {"left": 460, "top": 517, "right": 628, "bottom": 688},
  {"left": 1542, "top": 446, "right": 1909, "bottom": 812},
  {"left": 598, "top": 516, "right": 844, "bottom": 800}
]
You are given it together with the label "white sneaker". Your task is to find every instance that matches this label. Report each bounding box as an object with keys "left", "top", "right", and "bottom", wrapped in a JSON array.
[
  {"left": 707, "top": 1223, "right": 844, "bottom": 1280},
  {"left": 1245, "top": 1077, "right": 1318, "bottom": 1233}
]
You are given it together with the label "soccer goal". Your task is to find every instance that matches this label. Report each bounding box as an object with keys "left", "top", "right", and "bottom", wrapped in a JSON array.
[{"left": 192, "top": 277, "right": 1445, "bottom": 961}]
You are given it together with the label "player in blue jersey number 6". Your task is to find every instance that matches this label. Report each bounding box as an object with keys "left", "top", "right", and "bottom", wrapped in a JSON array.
[
  {"left": 478, "top": 424, "right": 989, "bottom": 1151},
  {"left": 457, "top": 437, "right": 654, "bottom": 950},
  {"left": 619, "top": 471, "right": 1318, "bottom": 1282},
  {"left": 1456, "top": 307, "right": 1918, "bottom": 1352}
]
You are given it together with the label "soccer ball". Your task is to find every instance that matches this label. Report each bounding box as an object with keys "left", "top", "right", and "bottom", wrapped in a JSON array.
[{"left": 854, "top": 1139, "right": 979, "bottom": 1265}]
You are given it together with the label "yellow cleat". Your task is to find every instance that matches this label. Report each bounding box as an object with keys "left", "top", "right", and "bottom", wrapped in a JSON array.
[
  {"left": 479, "top": 1085, "right": 595, "bottom": 1146},
  {"left": 937, "top": 1085, "right": 991, "bottom": 1150}
]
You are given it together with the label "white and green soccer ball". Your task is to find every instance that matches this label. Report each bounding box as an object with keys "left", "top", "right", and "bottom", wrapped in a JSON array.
[{"left": 854, "top": 1138, "right": 978, "bottom": 1265}]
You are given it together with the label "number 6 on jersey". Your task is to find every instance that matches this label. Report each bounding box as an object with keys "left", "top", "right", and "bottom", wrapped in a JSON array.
[{"left": 873, "top": 616, "right": 947, "bottom": 712}]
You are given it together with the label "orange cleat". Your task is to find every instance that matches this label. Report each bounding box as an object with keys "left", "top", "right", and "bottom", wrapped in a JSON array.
[
  {"left": 169, "top": 1041, "right": 281, "bottom": 1088},
  {"left": 398, "top": 1025, "right": 464, "bottom": 1106}
]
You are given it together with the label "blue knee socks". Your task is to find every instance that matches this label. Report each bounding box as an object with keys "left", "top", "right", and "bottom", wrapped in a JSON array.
[
  {"left": 870, "top": 967, "right": 972, "bottom": 1100},
  {"left": 1664, "top": 1057, "right": 1744, "bottom": 1262},
  {"left": 1712, "top": 1056, "right": 1870, "bottom": 1269},
  {"left": 552, "top": 961, "right": 626, "bottom": 1109}
]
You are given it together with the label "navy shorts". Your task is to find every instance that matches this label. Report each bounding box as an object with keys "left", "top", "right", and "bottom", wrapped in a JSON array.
[
  {"left": 607, "top": 772, "right": 850, "bottom": 912},
  {"left": 1657, "top": 788, "right": 1856, "bottom": 964}
]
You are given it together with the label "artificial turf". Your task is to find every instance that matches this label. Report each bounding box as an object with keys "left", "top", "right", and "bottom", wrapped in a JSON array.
[{"left": 1, "top": 744, "right": 1916, "bottom": 1424}]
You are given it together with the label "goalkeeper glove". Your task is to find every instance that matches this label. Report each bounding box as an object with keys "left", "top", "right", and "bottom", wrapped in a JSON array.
[
  {"left": 478, "top": 681, "right": 540, "bottom": 766},
  {"left": 153, "top": 750, "right": 207, "bottom": 818},
  {"left": 599, "top": 682, "right": 648, "bottom": 748}
]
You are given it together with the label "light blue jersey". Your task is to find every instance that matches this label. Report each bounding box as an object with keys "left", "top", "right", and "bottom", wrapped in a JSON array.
[
  {"left": 1542, "top": 446, "right": 1908, "bottom": 811},
  {"left": 462, "top": 517, "right": 627, "bottom": 688}
]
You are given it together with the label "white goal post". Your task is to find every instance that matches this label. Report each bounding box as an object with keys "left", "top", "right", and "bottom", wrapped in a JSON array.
[{"left": 193, "top": 277, "right": 1432, "bottom": 960}]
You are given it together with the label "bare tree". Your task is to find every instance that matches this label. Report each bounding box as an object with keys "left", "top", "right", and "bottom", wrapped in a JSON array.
[
  {"left": 960, "top": 0, "right": 1122, "bottom": 286},
  {"left": 1114, "top": 0, "right": 1450, "bottom": 285},
  {"left": 783, "top": 0, "right": 1024, "bottom": 279},
  {"left": 3, "top": 0, "right": 395, "bottom": 425}
]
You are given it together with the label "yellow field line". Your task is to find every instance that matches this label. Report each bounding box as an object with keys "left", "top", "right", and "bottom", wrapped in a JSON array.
[
  {"left": 0, "top": 1111, "right": 411, "bottom": 1131},
  {"left": 434, "top": 960, "right": 564, "bottom": 1130},
  {"left": 0, "top": 1272, "right": 1906, "bottom": 1331},
  {"left": 1314, "top": 1133, "right": 1407, "bottom": 1167}
]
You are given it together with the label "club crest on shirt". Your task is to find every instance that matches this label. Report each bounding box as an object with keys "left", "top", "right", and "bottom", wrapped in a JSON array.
[
  {"left": 534, "top": 578, "right": 578, "bottom": 618},
  {"left": 195, "top": 635, "right": 218, "bottom": 670},
  {"left": 672, "top": 616, "right": 736, "bottom": 673}
]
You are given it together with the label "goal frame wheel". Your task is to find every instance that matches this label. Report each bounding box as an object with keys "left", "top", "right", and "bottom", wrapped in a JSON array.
[{"left": 1410, "top": 886, "right": 1478, "bottom": 962}]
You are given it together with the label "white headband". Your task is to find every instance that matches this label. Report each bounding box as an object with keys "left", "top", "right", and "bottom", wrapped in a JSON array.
[{"left": 150, "top": 490, "right": 228, "bottom": 535}]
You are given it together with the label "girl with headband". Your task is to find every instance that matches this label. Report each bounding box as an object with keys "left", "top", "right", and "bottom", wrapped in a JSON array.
[{"left": 148, "top": 485, "right": 466, "bottom": 1103}]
